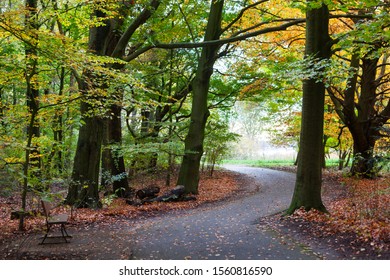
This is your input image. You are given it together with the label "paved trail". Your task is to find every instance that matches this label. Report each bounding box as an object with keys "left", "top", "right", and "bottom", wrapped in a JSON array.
[
  {"left": 129, "top": 166, "right": 319, "bottom": 260},
  {"left": 3, "top": 166, "right": 322, "bottom": 260}
]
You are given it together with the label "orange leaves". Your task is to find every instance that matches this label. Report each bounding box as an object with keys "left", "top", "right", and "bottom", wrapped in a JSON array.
[
  {"left": 336, "top": 176, "right": 390, "bottom": 243},
  {"left": 0, "top": 170, "right": 240, "bottom": 242},
  {"left": 61, "top": 170, "right": 239, "bottom": 228},
  {"left": 288, "top": 174, "right": 390, "bottom": 250}
]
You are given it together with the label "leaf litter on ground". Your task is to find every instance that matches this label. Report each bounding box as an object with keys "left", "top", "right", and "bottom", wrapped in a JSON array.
[
  {"left": 1, "top": 168, "right": 388, "bottom": 260},
  {"left": 0, "top": 170, "right": 240, "bottom": 243},
  {"left": 260, "top": 170, "right": 389, "bottom": 259}
]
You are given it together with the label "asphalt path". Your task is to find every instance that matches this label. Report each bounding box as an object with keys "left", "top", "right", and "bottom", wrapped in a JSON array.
[{"left": 129, "top": 166, "right": 320, "bottom": 260}]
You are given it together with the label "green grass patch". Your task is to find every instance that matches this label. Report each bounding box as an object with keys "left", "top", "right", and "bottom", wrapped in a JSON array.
[
  {"left": 223, "top": 158, "right": 340, "bottom": 168},
  {"left": 223, "top": 159, "right": 295, "bottom": 167}
]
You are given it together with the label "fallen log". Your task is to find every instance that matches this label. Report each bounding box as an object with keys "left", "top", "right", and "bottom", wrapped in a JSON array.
[
  {"left": 136, "top": 184, "right": 160, "bottom": 200},
  {"left": 11, "top": 210, "right": 33, "bottom": 220},
  {"left": 142, "top": 185, "right": 196, "bottom": 203}
]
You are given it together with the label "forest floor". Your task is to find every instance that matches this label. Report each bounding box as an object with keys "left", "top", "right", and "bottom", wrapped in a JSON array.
[
  {"left": 257, "top": 166, "right": 389, "bottom": 260},
  {"left": 0, "top": 166, "right": 389, "bottom": 259}
]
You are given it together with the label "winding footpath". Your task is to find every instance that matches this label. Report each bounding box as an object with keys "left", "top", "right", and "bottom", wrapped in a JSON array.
[
  {"left": 3, "top": 166, "right": 324, "bottom": 260},
  {"left": 128, "top": 166, "right": 320, "bottom": 260}
]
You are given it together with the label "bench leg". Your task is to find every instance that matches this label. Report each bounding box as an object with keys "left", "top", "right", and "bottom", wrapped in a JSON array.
[
  {"left": 62, "top": 224, "right": 72, "bottom": 238},
  {"left": 40, "top": 224, "right": 51, "bottom": 245},
  {"left": 40, "top": 223, "right": 71, "bottom": 245},
  {"left": 40, "top": 233, "right": 49, "bottom": 245},
  {"left": 60, "top": 224, "right": 72, "bottom": 243}
]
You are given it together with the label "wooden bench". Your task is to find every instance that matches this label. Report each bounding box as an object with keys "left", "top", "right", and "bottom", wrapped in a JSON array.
[{"left": 40, "top": 200, "right": 72, "bottom": 245}]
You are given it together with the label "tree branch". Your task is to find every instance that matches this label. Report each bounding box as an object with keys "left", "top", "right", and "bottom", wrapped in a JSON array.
[
  {"left": 221, "top": 0, "right": 269, "bottom": 34},
  {"left": 111, "top": 0, "right": 161, "bottom": 59},
  {"left": 154, "top": 18, "right": 306, "bottom": 49},
  {"left": 122, "top": 13, "right": 370, "bottom": 57}
]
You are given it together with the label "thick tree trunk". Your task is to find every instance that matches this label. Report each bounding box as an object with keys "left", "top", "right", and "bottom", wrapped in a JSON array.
[
  {"left": 66, "top": 84, "right": 104, "bottom": 208},
  {"left": 349, "top": 57, "right": 380, "bottom": 178},
  {"left": 177, "top": 0, "right": 224, "bottom": 194},
  {"left": 328, "top": 14, "right": 390, "bottom": 178},
  {"left": 176, "top": 81, "right": 211, "bottom": 194},
  {"left": 287, "top": 2, "right": 330, "bottom": 214},
  {"left": 68, "top": 0, "right": 160, "bottom": 205},
  {"left": 66, "top": 8, "right": 111, "bottom": 207},
  {"left": 336, "top": 55, "right": 380, "bottom": 178},
  {"left": 103, "top": 15, "right": 132, "bottom": 196}
]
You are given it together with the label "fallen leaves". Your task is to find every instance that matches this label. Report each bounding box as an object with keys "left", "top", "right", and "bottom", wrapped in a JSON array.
[
  {"left": 1, "top": 168, "right": 388, "bottom": 260},
  {"left": 285, "top": 173, "right": 390, "bottom": 257},
  {"left": 0, "top": 170, "right": 240, "bottom": 244}
]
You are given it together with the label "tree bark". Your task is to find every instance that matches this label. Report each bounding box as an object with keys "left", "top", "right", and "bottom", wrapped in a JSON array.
[
  {"left": 67, "top": 2, "right": 162, "bottom": 206},
  {"left": 177, "top": 0, "right": 224, "bottom": 194},
  {"left": 101, "top": 17, "right": 131, "bottom": 197},
  {"left": 67, "top": 91, "right": 104, "bottom": 208},
  {"left": 20, "top": 0, "right": 40, "bottom": 230},
  {"left": 330, "top": 53, "right": 386, "bottom": 178},
  {"left": 108, "top": 93, "right": 129, "bottom": 196},
  {"left": 25, "top": 0, "right": 40, "bottom": 169},
  {"left": 349, "top": 57, "right": 380, "bottom": 177},
  {"left": 66, "top": 8, "right": 112, "bottom": 208},
  {"left": 287, "top": 1, "right": 330, "bottom": 214},
  {"left": 327, "top": 9, "right": 390, "bottom": 178}
]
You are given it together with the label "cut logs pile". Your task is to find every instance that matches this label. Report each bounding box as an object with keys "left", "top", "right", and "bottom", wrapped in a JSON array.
[{"left": 126, "top": 185, "right": 196, "bottom": 206}]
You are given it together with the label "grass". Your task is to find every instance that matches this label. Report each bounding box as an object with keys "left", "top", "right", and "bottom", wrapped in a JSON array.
[
  {"left": 223, "top": 159, "right": 341, "bottom": 168},
  {"left": 223, "top": 159, "right": 295, "bottom": 167}
]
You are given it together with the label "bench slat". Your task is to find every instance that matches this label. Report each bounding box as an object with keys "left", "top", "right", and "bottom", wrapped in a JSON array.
[{"left": 48, "top": 213, "right": 68, "bottom": 224}]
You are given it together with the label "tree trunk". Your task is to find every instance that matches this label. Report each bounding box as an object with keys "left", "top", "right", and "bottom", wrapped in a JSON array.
[
  {"left": 108, "top": 94, "right": 130, "bottom": 196},
  {"left": 101, "top": 119, "right": 112, "bottom": 188},
  {"left": 66, "top": 85, "right": 104, "bottom": 208},
  {"left": 25, "top": 0, "right": 40, "bottom": 170},
  {"left": 67, "top": 0, "right": 158, "bottom": 205},
  {"left": 177, "top": 0, "right": 224, "bottom": 194},
  {"left": 66, "top": 8, "right": 112, "bottom": 207},
  {"left": 49, "top": 66, "right": 65, "bottom": 174},
  {"left": 338, "top": 149, "right": 351, "bottom": 170},
  {"left": 0, "top": 89, "right": 4, "bottom": 127},
  {"left": 349, "top": 57, "right": 380, "bottom": 178},
  {"left": 337, "top": 55, "right": 380, "bottom": 178},
  {"left": 20, "top": 0, "right": 40, "bottom": 230},
  {"left": 322, "top": 135, "right": 329, "bottom": 168},
  {"left": 103, "top": 14, "right": 133, "bottom": 196},
  {"left": 287, "top": 2, "right": 330, "bottom": 214},
  {"left": 327, "top": 13, "right": 390, "bottom": 178}
]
